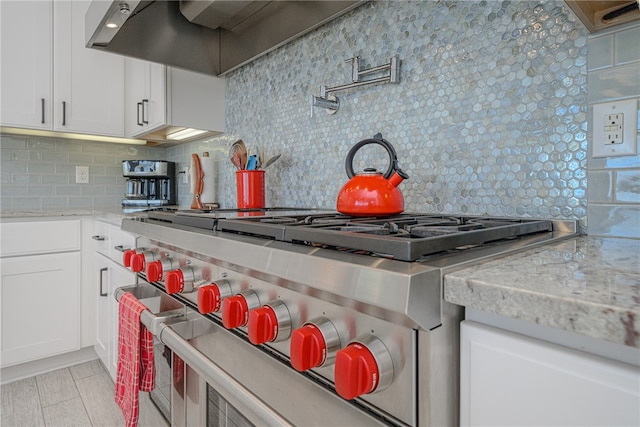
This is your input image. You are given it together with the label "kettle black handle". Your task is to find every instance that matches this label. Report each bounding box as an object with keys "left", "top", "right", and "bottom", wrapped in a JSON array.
[{"left": 345, "top": 133, "right": 407, "bottom": 180}]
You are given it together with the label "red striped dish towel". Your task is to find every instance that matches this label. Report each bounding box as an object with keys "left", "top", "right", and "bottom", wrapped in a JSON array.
[{"left": 114, "top": 292, "right": 156, "bottom": 427}]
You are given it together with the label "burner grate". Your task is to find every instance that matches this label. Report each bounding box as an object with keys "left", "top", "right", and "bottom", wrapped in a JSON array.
[{"left": 216, "top": 214, "right": 554, "bottom": 261}]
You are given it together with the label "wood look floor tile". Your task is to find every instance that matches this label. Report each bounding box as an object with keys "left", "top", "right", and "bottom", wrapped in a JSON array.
[
  {"left": 35, "top": 368, "right": 79, "bottom": 407},
  {"left": 138, "top": 392, "right": 170, "bottom": 427},
  {"left": 75, "top": 372, "right": 124, "bottom": 427},
  {"left": 42, "top": 397, "right": 91, "bottom": 427},
  {"left": 1, "top": 377, "right": 45, "bottom": 426},
  {"left": 69, "top": 359, "right": 105, "bottom": 380}
]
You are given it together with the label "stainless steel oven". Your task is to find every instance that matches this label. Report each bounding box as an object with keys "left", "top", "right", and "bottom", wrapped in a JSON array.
[
  {"left": 116, "top": 281, "right": 384, "bottom": 426},
  {"left": 117, "top": 209, "right": 577, "bottom": 426}
]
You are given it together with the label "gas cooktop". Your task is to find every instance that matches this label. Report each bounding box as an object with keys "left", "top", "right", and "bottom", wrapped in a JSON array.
[
  {"left": 144, "top": 208, "right": 570, "bottom": 262},
  {"left": 217, "top": 213, "right": 555, "bottom": 261}
]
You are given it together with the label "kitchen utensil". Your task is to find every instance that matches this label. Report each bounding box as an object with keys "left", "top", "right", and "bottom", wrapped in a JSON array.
[
  {"left": 246, "top": 155, "right": 257, "bottom": 170},
  {"left": 190, "top": 153, "right": 205, "bottom": 209},
  {"left": 229, "top": 140, "right": 248, "bottom": 170},
  {"left": 336, "top": 133, "right": 409, "bottom": 216},
  {"left": 231, "top": 152, "right": 242, "bottom": 170},
  {"left": 263, "top": 154, "right": 281, "bottom": 169}
]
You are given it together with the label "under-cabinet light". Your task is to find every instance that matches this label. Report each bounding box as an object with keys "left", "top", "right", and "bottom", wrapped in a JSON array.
[
  {"left": 167, "top": 128, "right": 208, "bottom": 140},
  {"left": 0, "top": 127, "right": 147, "bottom": 145}
]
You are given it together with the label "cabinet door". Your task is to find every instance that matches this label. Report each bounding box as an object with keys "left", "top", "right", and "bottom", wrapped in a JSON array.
[
  {"left": 125, "top": 58, "right": 166, "bottom": 138},
  {"left": 124, "top": 58, "right": 147, "bottom": 137},
  {"left": 460, "top": 321, "right": 640, "bottom": 427},
  {"left": 0, "top": 0, "right": 52, "bottom": 129},
  {"left": 144, "top": 62, "right": 167, "bottom": 132},
  {"left": 94, "top": 253, "right": 110, "bottom": 369},
  {"left": 53, "top": 0, "right": 124, "bottom": 136},
  {"left": 1, "top": 252, "right": 81, "bottom": 367}
]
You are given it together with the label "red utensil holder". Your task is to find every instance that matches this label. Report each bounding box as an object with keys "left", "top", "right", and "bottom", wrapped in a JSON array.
[{"left": 236, "top": 170, "right": 265, "bottom": 209}]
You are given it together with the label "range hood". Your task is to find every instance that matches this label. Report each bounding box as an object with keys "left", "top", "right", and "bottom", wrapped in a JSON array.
[
  {"left": 86, "top": 0, "right": 364, "bottom": 76},
  {"left": 564, "top": 0, "right": 640, "bottom": 33}
]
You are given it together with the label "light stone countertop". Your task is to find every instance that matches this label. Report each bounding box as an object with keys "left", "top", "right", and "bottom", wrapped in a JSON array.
[
  {"left": 444, "top": 236, "right": 640, "bottom": 348},
  {"left": 0, "top": 208, "right": 149, "bottom": 220}
]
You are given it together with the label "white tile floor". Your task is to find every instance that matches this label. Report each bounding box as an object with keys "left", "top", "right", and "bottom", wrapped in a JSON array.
[{"left": 1, "top": 359, "right": 168, "bottom": 427}]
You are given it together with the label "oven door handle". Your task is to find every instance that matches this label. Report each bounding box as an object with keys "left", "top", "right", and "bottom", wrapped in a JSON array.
[{"left": 159, "top": 320, "right": 293, "bottom": 427}]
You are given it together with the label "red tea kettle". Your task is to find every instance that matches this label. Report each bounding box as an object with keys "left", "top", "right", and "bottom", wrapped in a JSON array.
[{"left": 336, "top": 133, "right": 409, "bottom": 216}]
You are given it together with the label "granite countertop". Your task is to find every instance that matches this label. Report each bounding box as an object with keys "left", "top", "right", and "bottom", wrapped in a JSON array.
[
  {"left": 444, "top": 236, "right": 640, "bottom": 348},
  {"left": 0, "top": 208, "right": 148, "bottom": 219}
]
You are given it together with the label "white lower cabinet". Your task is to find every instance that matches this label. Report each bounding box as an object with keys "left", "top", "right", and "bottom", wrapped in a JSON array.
[
  {"left": 1, "top": 252, "right": 81, "bottom": 367},
  {"left": 94, "top": 253, "right": 135, "bottom": 380},
  {"left": 93, "top": 218, "right": 135, "bottom": 380},
  {"left": 460, "top": 320, "right": 640, "bottom": 427}
]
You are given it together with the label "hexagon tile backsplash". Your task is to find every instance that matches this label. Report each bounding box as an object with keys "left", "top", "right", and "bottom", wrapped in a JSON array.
[{"left": 168, "top": 0, "right": 590, "bottom": 227}]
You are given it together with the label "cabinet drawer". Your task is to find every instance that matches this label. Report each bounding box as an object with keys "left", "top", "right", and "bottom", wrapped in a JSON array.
[
  {"left": 92, "top": 220, "right": 110, "bottom": 257},
  {"left": 0, "top": 219, "right": 81, "bottom": 257},
  {"left": 110, "top": 226, "right": 135, "bottom": 265}
]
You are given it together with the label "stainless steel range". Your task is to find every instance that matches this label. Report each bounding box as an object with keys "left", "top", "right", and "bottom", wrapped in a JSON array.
[{"left": 118, "top": 208, "right": 577, "bottom": 426}]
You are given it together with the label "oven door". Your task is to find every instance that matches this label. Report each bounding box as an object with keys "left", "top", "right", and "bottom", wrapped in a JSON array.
[
  {"left": 116, "top": 282, "right": 292, "bottom": 426},
  {"left": 117, "top": 281, "right": 393, "bottom": 427}
]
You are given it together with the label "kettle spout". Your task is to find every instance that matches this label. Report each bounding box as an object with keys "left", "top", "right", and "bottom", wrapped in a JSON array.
[{"left": 389, "top": 168, "right": 409, "bottom": 187}]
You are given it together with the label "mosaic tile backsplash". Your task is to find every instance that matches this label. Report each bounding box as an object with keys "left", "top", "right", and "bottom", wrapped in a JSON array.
[
  {"left": 3, "top": 1, "right": 638, "bottom": 238},
  {"left": 168, "top": 0, "right": 590, "bottom": 227}
]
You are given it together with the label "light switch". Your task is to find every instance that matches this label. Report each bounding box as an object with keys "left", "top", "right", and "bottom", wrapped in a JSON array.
[{"left": 592, "top": 99, "right": 638, "bottom": 158}]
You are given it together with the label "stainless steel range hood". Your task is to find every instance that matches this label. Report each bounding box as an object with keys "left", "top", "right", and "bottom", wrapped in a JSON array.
[{"left": 86, "top": 0, "right": 364, "bottom": 76}]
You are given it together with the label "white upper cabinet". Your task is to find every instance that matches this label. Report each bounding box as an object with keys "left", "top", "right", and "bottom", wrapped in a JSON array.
[
  {"left": 1, "top": 1, "right": 53, "bottom": 129},
  {"left": 1, "top": 0, "right": 124, "bottom": 137},
  {"left": 53, "top": 1, "right": 124, "bottom": 136},
  {"left": 125, "top": 58, "right": 166, "bottom": 137},
  {"left": 124, "top": 59, "right": 226, "bottom": 142}
]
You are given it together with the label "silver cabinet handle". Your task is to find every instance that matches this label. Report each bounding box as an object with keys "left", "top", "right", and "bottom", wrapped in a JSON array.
[
  {"left": 92, "top": 235, "right": 106, "bottom": 241},
  {"left": 99, "top": 267, "right": 108, "bottom": 297},
  {"left": 113, "top": 245, "right": 130, "bottom": 252},
  {"left": 62, "top": 101, "right": 66, "bottom": 126},
  {"left": 41, "top": 98, "right": 45, "bottom": 124}
]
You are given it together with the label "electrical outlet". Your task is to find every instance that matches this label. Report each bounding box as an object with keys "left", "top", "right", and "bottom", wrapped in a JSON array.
[
  {"left": 75, "top": 166, "right": 89, "bottom": 184},
  {"left": 604, "top": 112, "right": 623, "bottom": 144},
  {"left": 592, "top": 99, "right": 638, "bottom": 158}
]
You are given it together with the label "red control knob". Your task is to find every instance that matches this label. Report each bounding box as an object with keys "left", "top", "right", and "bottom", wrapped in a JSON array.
[
  {"left": 222, "top": 295, "right": 249, "bottom": 329},
  {"left": 290, "top": 324, "right": 327, "bottom": 371},
  {"left": 334, "top": 343, "right": 380, "bottom": 400},
  {"left": 130, "top": 253, "right": 146, "bottom": 273},
  {"left": 146, "top": 260, "right": 163, "bottom": 282},
  {"left": 123, "top": 249, "right": 137, "bottom": 267},
  {"left": 197, "top": 280, "right": 232, "bottom": 314},
  {"left": 248, "top": 306, "right": 278, "bottom": 345},
  {"left": 165, "top": 269, "right": 184, "bottom": 294},
  {"left": 198, "top": 284, "right": 222, "bottom": 314}
]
